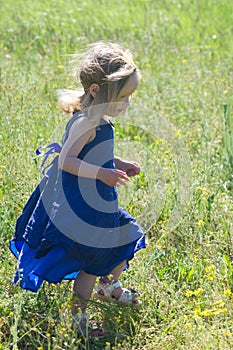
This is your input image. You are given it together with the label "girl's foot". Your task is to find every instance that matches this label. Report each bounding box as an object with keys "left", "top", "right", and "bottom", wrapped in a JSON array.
[
  {"left": 94, "top": 278, "right": 141, "bottom": 305},
  {"left": 72, "top": 312, "right": 104, "bottom": 338}
]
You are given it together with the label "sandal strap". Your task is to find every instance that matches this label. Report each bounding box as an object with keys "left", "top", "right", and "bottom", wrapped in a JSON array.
[
  {"left": 112, "top": 280, "right": 121, "bottom": 289},
  {"left": 96, "top": 279, "right": 140, "bottom": 305},
  {"left": 118, "top": 289, "right": 136, "bottom": 303},
  {"left": 97, "top": 279, "right": 122, "bottom": 297}
]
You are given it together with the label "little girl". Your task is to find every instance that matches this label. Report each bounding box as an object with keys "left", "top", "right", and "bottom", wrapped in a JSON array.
[{"left": 10, "top": 42, "right": 146, "bottom": 337}]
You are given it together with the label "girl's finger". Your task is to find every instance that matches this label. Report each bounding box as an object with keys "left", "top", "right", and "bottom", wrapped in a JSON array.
[
  {"left": 116, "top": 175, "right": 131, "bottom": 185},
  {"left": 116, "top": 171, "right": 130, "bottom": 181},
  {"left": 116, "top": 179, "right": 129, "bottom": 186}
]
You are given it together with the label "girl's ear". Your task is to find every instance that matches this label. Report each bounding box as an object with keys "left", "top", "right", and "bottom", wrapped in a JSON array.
[{"left": 89, "top": 84, "right": 100, "bottom": 98}]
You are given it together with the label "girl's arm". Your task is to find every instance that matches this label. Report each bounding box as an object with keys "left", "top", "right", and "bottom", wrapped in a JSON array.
[
  {"left": 114, "top": 156, "right": 141, "bottom": 177},
  {"left": 58, "top": 117, "right": 99, "bottom": 178},
  {"left": 58, "top": 117, "right": 130, "bottom": 186}
]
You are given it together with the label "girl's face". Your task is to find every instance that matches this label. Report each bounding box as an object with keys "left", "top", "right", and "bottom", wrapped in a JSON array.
[{"left": 109, "top": 73, "right": 139, "bottom": 117}]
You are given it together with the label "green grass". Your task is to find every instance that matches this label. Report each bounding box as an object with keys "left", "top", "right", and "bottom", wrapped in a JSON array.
[{"left": 1, "top": 0, "right": 233, "bottom": 349}]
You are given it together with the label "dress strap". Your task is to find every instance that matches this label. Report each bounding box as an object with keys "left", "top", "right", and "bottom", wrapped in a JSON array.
[{"left": 62, "top": 110, "right": 85, "bottom": 145}]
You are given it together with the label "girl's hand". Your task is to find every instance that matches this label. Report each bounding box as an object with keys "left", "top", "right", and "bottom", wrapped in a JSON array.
[
  {"left": 97, "top": 168, "right": 130, "bottom": 186},
  {"left": 125, "top": 162, "right": 140, "bottom": 177},
  {"left": 114, "top": 158, "right": 141, "bottom": 177}
]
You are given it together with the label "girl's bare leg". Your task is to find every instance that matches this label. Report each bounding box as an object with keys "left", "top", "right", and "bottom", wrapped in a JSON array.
[
  {"left": 99, "top": 260, "right": 134, "bottom": 299},
  {"left": 72, "top": 270, "right": 97, "bottom": 314},
  {"left": 110, "top": 260, "right": 127, "bottom": 280}
]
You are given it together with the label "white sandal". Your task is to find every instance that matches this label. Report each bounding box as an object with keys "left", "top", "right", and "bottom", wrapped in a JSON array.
[{"left": 94, "top": 279, "right": 141, "bottom": 305}]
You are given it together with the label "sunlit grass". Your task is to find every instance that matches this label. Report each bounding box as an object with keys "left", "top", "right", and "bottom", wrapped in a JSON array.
[{"left": 1, "top": 0, "right": 233, "bottom": 349}]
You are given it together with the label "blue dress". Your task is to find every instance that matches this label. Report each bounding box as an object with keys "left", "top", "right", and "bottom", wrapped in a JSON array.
[{"left": 10, "top": 112, "right": 146, "bottom": 292}]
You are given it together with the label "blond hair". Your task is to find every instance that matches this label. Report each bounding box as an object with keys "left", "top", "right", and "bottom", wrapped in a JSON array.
[{"left": 58, "top": 42, "right": 140, "bottom": 114}]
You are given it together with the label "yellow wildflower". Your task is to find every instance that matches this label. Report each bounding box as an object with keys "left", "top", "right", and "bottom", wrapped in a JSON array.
[
  {"left": 176, "top": 130, "right": 182, "bottom": 138},
  {"left": 197, "top": 219, "right": 205, "bottom": 228},
  {"left": 185, "top": 288, "right": 204, "bottom": 297},
  {"left": 205, "top": 265, "right": 216, "bottom": 273},
  {"left": 185, "top": 322, "right": 192, "bottom": 328},
  {"left": 205, "top": 272, "right": 216, "bottom": 280},
  {"left": 204, "top": 265, "right": 217, "bottom": 280},
  {"left": 224, "top": 289, "right": 232, "bottom": 297},
  {"left": 195, "top": 306, "right": 227, "bottom": 317},
  {"left": 212, "top": 300, "right": 225, "bottom": 308},
  {"left": 212, "top": 308, "right": 227, "bottom": 315}
]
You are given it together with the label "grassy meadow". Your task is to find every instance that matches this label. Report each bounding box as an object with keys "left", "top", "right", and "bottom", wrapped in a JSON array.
[{"left": 1, "top": 0, "right": 233, "bottom": 349}]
